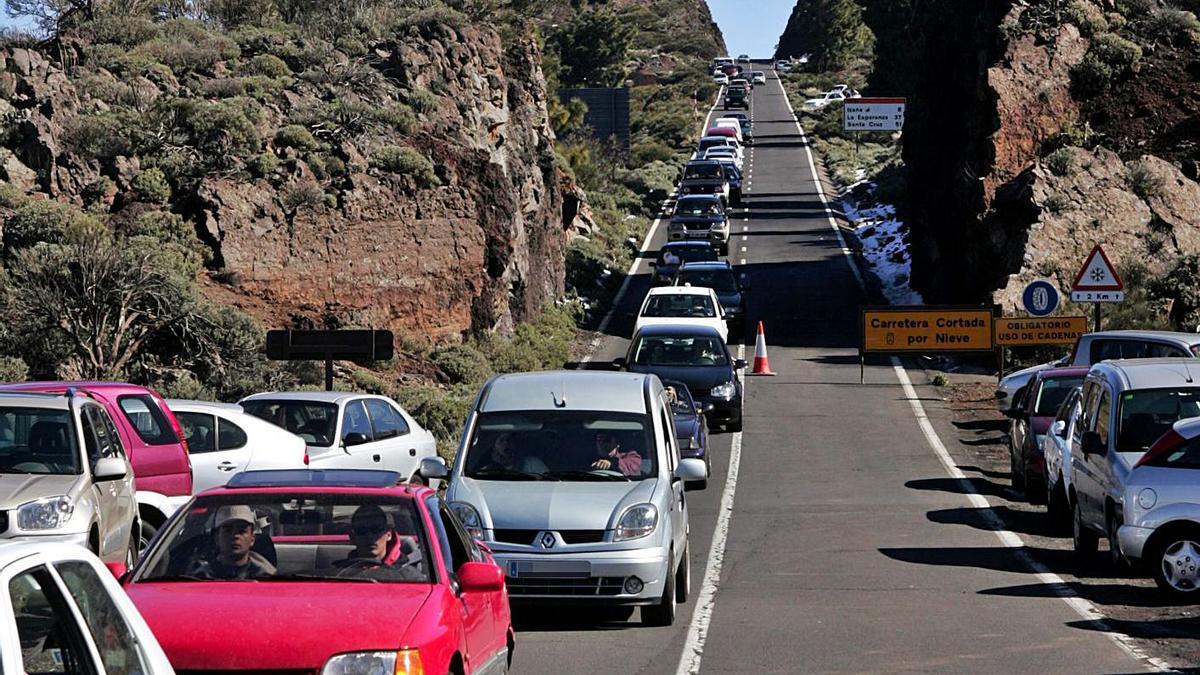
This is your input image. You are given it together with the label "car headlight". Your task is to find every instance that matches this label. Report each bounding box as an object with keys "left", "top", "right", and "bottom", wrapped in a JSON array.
[
  {"left": 614, "top": 504, "right": 658, "bottom": 541},
  {"left": 18, "top": 496, "right": 74, "bottom": 530},
  {"left": 669, "top": 222, "right": 684, "bottom": 231},
  {"left": 724, "top": 305, "right": 741, "bottom": 316},
  {"left": 321, "top": 650, "right": 423, "bottom": 675},
  {"left": 1137, "top": 488, "right": 1157, "bottom": 510},
  {"left": 711, "top": 381, "right": 737, "bottom": 401},
  {"left": 449, "top": 501, "right": 484, "bottom": 540}
]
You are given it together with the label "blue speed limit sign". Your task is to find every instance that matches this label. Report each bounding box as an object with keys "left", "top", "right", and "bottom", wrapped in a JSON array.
[{"left": 1022, "top": 279, "right": 1060, "bottom": 317}]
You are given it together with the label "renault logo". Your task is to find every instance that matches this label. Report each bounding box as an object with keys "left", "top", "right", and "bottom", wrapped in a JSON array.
[{"left": 540, "top": 532, "right": 556, "bottom": 549}]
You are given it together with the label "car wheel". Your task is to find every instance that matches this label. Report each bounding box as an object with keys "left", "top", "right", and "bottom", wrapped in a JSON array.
[
  {"left": 726, "top": 414, "right": 743, "bottom": 433},
  {"left": 139, "top": 520, "right": 159, "bottom": 555},
  {"left": 1047, "top": 476, "right": 1070, "bottom": 532},
  {"left": 1152, "top": 528, "right": 1200, "bottom": 597},
  {"left": 1009, "top": 451, "right": 1025, "bottom": 494},
  {"left": 126, "top": 530, "right": 138, "bottom": 570},
  {"left": 1108, "top": 512, "right": 1128, "bottom": 570},
  {"left": 676, "top": 543, "right": 691, "bottom": 603},
  {"left": 642, "top": 554, "right": 677, "bottom": 626},
  {"left": 1072, "top": 497, "right": 1099, "bottom": 560},
  {"left": 1025, "top": 468, "right": 1046, "bottom": 505}
]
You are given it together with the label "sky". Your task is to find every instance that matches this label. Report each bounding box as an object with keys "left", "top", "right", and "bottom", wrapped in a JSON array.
[{"left": 705, "top": 0, "right": 796, "bottom": 59}]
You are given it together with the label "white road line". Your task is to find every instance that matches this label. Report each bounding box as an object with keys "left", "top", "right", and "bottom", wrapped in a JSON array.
[
  {"left": 890, "top": 362, "right": 1170, "bottom": 672},
  {"left": 740, "top": 246, "right": 746, "bottom": 253},
  {"left": 777, "top": 75, "right": 1169, "bottom": 673},
  {"left": 677, "top": 342, "right": 746, "bottom": 675}
]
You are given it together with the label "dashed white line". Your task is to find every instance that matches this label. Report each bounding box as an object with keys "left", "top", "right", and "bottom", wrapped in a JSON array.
[{"left": 740, "top": 246, "right": 746, "bottom": 253}]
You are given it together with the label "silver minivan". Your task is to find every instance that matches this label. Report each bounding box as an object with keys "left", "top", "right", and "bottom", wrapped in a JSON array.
[
  {"left": 445, "top": 371, "right": 707, "bottom": 626},
  {"left": 1070, "top": 359, "right": 1200, "bottom": 566}
]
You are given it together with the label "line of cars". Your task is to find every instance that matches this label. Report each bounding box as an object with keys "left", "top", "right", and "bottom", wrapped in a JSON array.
[{"left": 1002, "top": 330, "right": 1200, "bottom": 597}]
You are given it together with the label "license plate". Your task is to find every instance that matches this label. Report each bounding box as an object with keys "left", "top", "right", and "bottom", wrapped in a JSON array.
[{"left": 506, "top": 559, "right": 591, "bottom": 579}]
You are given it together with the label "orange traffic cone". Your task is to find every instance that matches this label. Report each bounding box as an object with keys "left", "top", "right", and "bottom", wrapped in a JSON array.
[{"left": 749, "top": 321, "right": 776, "bottom": 376}]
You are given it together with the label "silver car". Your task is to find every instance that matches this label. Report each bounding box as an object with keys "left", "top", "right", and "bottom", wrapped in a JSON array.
[
  {"left": 0, "top": 391, "right": 138, "bottom": 568},
  {"left": 445, "top": 371, "right": 707, "bottom": 626},
  {"left": 1119, "top": 416, "right": 1200, "bottom": 597},
  {"left": 1042, "top": 386, "right": 1083, "bottom": 526}
]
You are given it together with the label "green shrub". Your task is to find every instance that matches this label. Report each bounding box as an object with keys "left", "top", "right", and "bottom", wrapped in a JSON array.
[
  {"left": 398, "top": 6, "right": 467, "bottom": 29},
  {"left": 931, "top": 374, "right": 948, "bottom": 387},
  {"left": 85, "top": 14, "right": 161, "bottom": 46},
  {"left": 377, "top": 104, "right": 417, "bottom": 134},
  {"left": 82, "top": 177, "right": 116, "bottom": 210},
  {"left": 622, "top": 160, "right": 676, "bottom": 204},
  {"left": 396, "top": 384, "right": 471, "bottom": 446},
  {"left": 132, "top": 168, "right": 171, "bottom": 204},
  {"left": 335, "top": 37, "right": 367, "bottom": 57},
  {"left": 281, "top": 180, "right": 325, "bottom": 211},
  {"left": 160, "top": 97, "right": 264, "bottom": 162},
  {"left": 1148, "top": 9, "right": 1200, "bottom": 44},
  {"left": 273, "top": 124, "right": 319, "bottom": 151},
  {"left": 237, "top": 75, "right": 288, "bottom": 99},
  {"left": 1070, "top": 54, "right": 1115, "bottom": 96},
  {"left": 3, "top": 201, "right": 105, "bottom": 253},
  {"left": 1067, "top": 1, "right": 1108, "bottom": 36},
  {"left": 154, "top": 371, "right": 215, "bottom": 400},
  {"left": 368, "top": 146, "right": 441, "bottom": 187},
  {"left": 431, "top": 343, "right": 493, "bottom": 385},
  {"left": 349, "top": 368, "right": 390, "bottom": 394},
  {"left": 0, "top": 355, "right": 29, "bottom": 383},
  {"left": 1043, "top": 193, "right": 1071, "bottom": 214},
  {"left": 65, "top": 113, "right": 133, "bottom": 159},
  {"left": 1044, "top": 147, "right": 1075, "bottom": 177},
  {"left": 139, "top": 39, "right": 224, "bottom": 74},
  {"left": 248, "top": 151, "right": 280, "bottom": 177},
  {"left": 1127, "top": 161, "right": 1165, "bottom": 200},
  {"left": 242, "top": 53, "right": 292, "bottom": 78},
  {"left": 202, "top": 78, "right": 246, "bottom": 98},
  {"left": 1091, "top": 32, "right": 1142, "bottom": 69},
  {"left": 629, "top": 138, "right": 676, "bottom": 165},
  {"left": 82, "top": 43, "right": 160, "bottom": 75},
  {"left": 405, "top": 89, "right": 439, "bottom": 115},
  {"left": 0, "top": 183, "right": 26, "bottom": 208}
]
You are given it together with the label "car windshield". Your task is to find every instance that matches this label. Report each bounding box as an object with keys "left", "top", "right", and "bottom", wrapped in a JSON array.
[
  {"left": 723, "top": 165, "right": 741, "bottom": 181},
  {"left": 242, "top": 400, "right": 339, "bottom": 447},
  {"left": 135, "top": 494, "right": 432, "bottom": 584},
  {"left": 633, "top": 335, "right": 729, "bottom": 367},
  {"left": 464, "top": 411, "right": 655, "bottom": 481},
  {"left": 698, "top": 138, "right": 731, "bottom": 152},
  {"left": 675, "top": 198, "right": 722, "bottom": 216},
  {"left": 643, "top": 293, "right": 717, "bottom": 318},
  {"left": 657, "top": 246, "right": 717, "bottom": 265},
  {"left": 1117, "top": 388, "right": 1200, "bottom": 454},
  {"left": 683, "top": 164, "right": 722, "bottom": 180},
  {"left": 677, "top": 269, "right": 737, "bottom": 293},
  {"left": 0, "top": 407, "right": 79, "bottom": 475},
  {"left": 1034, "top": 376, "right": 1084, "bottom": 416}
]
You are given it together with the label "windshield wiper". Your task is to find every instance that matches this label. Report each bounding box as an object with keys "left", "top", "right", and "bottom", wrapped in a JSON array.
[
  {"left": 545, "top": 470, "right": 632, "bottom": 482},
  {"left": 259, "top": 573, "right": 380, "bottom": 583},
  {"left": 139, "top": 574, "right": 204, "bottom": 582},
  {"left": 470, "top": 469, "right": 545, "bottom": 481}
]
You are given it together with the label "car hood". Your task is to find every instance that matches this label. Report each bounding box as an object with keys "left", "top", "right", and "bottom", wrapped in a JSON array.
[
  {"left": 126, "top": 582, "right": 431, "bottom": 670},
  {"left": 671, "top": 214, "right": 726, "bottom": 224},
  {"left": 0, "top": 473, "right": 82, "bottom": 508},
  {"left": 715, "top": 291, "right": 744, "bottom": 309},
  {"left": 629, "top": 364, "right": 735, "bottom": 396},
  {"left": 636, "top": 317, "right": 726, "bottom": 335},
  {"left": 673, "top": 415, "right": 702, "bottom": 442},
  {"left": 457, "top": 478, "right": 659, "bottom": 531}
]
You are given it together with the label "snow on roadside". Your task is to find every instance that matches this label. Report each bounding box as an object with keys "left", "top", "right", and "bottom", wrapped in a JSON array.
[{"left": 840, "top": 184, "right": 924, "bottom": 306}]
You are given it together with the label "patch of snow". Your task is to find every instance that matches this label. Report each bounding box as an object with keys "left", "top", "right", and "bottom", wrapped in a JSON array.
[{"left": 841, "top": 183, "right": 924, "bottom": 306}]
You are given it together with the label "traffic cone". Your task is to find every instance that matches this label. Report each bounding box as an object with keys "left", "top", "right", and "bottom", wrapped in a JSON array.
[{"left": 749, "top": 321, "right": 776, "bottom": 376}]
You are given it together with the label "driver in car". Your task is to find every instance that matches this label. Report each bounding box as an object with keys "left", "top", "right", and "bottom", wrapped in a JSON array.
[
  {"left": 333, "top": 504, "right": 424, "bottom": 581},
  {"left": 590, "top": 431, "right": 643, "bottom": 476},
  {"left": 188, "top": 505, "right": 276, "bottom": 580}
]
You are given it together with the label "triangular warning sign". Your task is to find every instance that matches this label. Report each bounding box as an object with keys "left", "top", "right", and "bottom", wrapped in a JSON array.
[{"left": 1072, "top": 244, "right": 1124, "bottom": 291}]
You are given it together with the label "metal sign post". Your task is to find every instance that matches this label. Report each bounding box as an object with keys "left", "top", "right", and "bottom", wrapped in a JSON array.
[{"left": 265, "top": 329, "right": 395, "bottom": 391}]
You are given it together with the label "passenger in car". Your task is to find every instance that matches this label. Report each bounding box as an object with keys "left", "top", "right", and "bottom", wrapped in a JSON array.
[
  {"left": 333, "top": 504, "right": 424, "bottom": 581},
  {"left": 590, "top": 431, "right": 643, "bottom": 476},
  {"left": 188, "top": 505, "right": 277, "bottom": 580},
  {"left": 479, "top": 432, "right": 548, "bottom": 474}
]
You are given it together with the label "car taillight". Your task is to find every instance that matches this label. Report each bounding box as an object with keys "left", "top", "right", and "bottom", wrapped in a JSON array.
[
  {"left": 303, "top": 450, "right": 310, "bottom": 466},
  {"left": 1135, "top": 429, "right": 1187, "bottom": 468}
]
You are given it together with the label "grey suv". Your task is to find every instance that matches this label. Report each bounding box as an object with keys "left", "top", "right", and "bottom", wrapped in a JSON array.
[{"left": 445, "top": 371, "right": 706, "bottom": 626}]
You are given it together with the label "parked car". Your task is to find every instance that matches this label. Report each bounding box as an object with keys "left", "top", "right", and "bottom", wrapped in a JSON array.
[
  {"left": 724, "top": 85, "right": 749, "bottom": 110},
  {"left": 713, "top": 73, "right": 729, "bottom": 85},
  {"left": 704, "top": 146, "right": 744, "bottom": 172},
  {"left": 445, "top": 370, "right": 706, "bottom": 626},
  {"left": 672, "top": 260, "right": 749, "bottom": 333},
  {"left": 125, "top": 468, "right": 510, "bottom": 672},
  {"left": 634, "top": 286, "right": 730, "bottom": 344},
  {"left": 737, "top": 53, "right": 750, "bottom": 62},
  {"left": 0, "top": 381, "right": 192, "bottom": 550},
  {"left": 1042, "top": 384, "right": 1084, "bottom": 528},
  {"left": 2, "top": 542, "right": 175, "bottom": 674},
  {"left": 712, "top": 56, "right": 735, "bottom": 70},
  {"left": 752, "top": 71, "right": 767, "bottom": 85},
  {"left": 167, "top": 400, "right": 308, "bottom": 493},
  {"left": 731, "top": 77, "right": 751, "bottom": 91},
  {"left": 0, "top": 391, "right": 138, "bottom": 567},
  {"left": 712, "top": 158, "right": 745, "bottom": 206},
  {"left": 1119, "top": 416, "right": 1200, "bottom": 597},
  {"left": 1070, "top": 359, "right": 1200, "bottom": 566},
  {"left": 695, "top": 135, "right": 744, "bottom": 167},
  {"left": 650, "top": 242, "right": 719, "bottom": 286},
  {"left": 679, "top": 159, "right": 731, "bottom": 205},
  {"left": 775, "top": 60, "right": 792, "bottom": 73},
  {"left": 719, "top": 111, "right": 753, "bottom": 144},
  {"left": 995, "top": 330, "right": 1200, "bottom": 413},
  {"left": 239, "top": 392, "right": 438, "bottom": 485},
  {"left": 706, "top": 123, "right": 743, "bottom": 145},
  {"left": 668, "top": 194, "right": 730, "bottom": 254},
  {"left": 721, "top": 64, "right": 742, "bottom": 77},
  {"left": 663, "top": 380, "right": 711, "bottom": 485},
  {"left": 805, "top": 89, "right": 851, "bottom": 109},
  {"left": 618, "top": 325, "right": 747, "bottom": 432},
  {"left": 1005, "top": 367, "right": 1087, "bottom": 502}
]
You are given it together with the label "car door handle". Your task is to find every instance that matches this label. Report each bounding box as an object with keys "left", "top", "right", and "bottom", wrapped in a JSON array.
[
  {"left": 409, "top": 448, "right": 417, "bottom": 456},
  {"left": 373, "top": 454, "right": 382, "bottom": 462},
  {"left": 217, "top": 462, "right": 238, "bottom": 472}
]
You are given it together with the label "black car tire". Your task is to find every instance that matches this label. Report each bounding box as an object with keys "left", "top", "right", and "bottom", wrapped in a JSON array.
[
  {"left": 1073, "top": 497, "right": 1099, "bottom": 560},
  {"left": 642, "top": 551, "right": 677, "bottom": 626},
  {"left": 139, "top": 519, "right": 159, "bottom": 555},
  {"left": 726, "top": 413, "right": 743, "bottom": 433},
  {"left": 1150, "top": 526, "right": 1200, "bottom": 597},
  {"left": 1108, "top": 512, "right": 1128, "bottom": 571},
  {"left": 1009, "top": 450, "right": 1025, "bottom": 494},
  {"left": 675, "top": 543, "right": 690, "bottom": 604},
  {"left": 1047, "top": 475, "right": 1070, "bottom": 532}
]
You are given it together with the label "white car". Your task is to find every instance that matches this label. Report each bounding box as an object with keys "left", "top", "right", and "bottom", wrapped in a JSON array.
[
  {"left": 712, "top": 118, "right": 744, "bottom": 142},
  {"left": 704, "top": 146, "right": 743, "bottom": 171},
  {"left": 713, "top": 73, "right": 729, "bottom": 85},
  {"left": 805, "top": 90, "right": 848, "bottom": 109},
  {"left": 167, "top": 400, "right": 309, "bottom": 493},
  {"left": 0, "top": 542, "right": 175, "bottom": 674},
  {"left": 752, "top": 71, "right": 766, "bottom": 85},
  {"left": 695, "top": 136, "right": 743, "bottom": 165},
  {"left": 1042, "top": 386, "right": 1083, "bottom": 527},
  {"left": 775, "top": 60, "right": 792, "bottom": 73},
  {"left": 238, "top": 391, "right": 438, "bottom": 484},
  {"left": 635, "top": 287, "right": 730, "bottom": 344}
]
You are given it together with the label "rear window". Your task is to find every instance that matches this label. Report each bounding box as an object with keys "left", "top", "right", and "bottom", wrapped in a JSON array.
[
  {"left": 1117, "top": 388, "right": 1200, "bottom": 453},
  {"left": 1143, "top": 436, "right": 1200, "bottom": 469},
  {"left": 117, "top": 395, "right": 179, "bottom": 446},
  {"left": 1034, "top": 376, "right": 1084, "bottom": 416},
  {"left": 683, "top": 164, "right": 722, "bottom": 180},
  {"left": 1089, "top": 339, "right": 1189, "bottom": 363}
]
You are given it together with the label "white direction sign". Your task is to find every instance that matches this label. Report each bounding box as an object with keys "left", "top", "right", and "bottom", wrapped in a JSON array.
[
  {"left": 843, "top": 98, "right": 906, "bottom": 132},
  {"left": 1071, "top": 290, "right": 1126, "bottom": 303}
]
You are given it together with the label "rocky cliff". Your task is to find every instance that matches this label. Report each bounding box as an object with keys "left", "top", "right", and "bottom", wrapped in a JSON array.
[
  {"left": 0, "top": 18, "right": 567, "bottom": 342},
  {"left": 902, "top": 0, "right": 1200, "bottom": 312}
]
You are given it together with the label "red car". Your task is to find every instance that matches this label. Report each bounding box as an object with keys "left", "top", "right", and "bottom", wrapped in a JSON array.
[
  {"left": 124, "top": 469, "right": 513, "bottom": 674},
  {"left": 0, "top": 381, "right": 193, "bottom": 547},
  {"left": 1005, "top": 366, "right": 1088, "bottom": 502}
]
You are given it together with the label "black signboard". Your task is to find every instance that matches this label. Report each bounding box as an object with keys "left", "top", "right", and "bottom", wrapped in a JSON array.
[{"left": 265, "top": 329, "right": 394, "bottom": 390}]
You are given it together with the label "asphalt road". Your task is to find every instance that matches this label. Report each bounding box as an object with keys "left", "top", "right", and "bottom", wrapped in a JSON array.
[{"left": 513, "top": 73, "right": 1149, "bottom": 673}]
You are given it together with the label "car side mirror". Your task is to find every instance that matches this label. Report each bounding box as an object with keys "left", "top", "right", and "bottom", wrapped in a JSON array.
[
  {"left": 612, "top": 357, "right": 628, "bottom": 370},
  {"left": 675, "top": 457, "right": 707, "bottom": 490},
  {"left": 93, "top": 457, "right": 127, "bottom": 481},
  {"left": 1052, "top": 419, "right": 1067, "bottom": 438},
  {"left": 1003, "top": 408, "right": 1027, "bottom": 420},
  {"left": 342, "top": 432, "right": 370, "bottom": 447},
  {"left": 457, "top": 561, "right": 505, "bottom": 592},
  {"left": 739, "top": 274, "right": 751, "bottom": 291},
  {"left": 419, "top": 457, "right": 448, "bottom": 481},
  {"left": 105, "top": 561, "right": 129, "bottom": 579},
  {"left": 735, "top": 359, "right": 748, "bottom": 370},
  {"left": 1081, "top": 430, "right": 1106, "bottom": 456}
]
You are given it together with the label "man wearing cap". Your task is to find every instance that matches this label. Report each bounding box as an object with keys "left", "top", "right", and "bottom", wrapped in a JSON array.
[{"left": 188, "top": 505, "right": 276, "bottom": 580}]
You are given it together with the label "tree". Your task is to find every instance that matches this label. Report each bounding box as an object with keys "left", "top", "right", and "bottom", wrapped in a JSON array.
[
  {"left": 861, "top": 0, "right": 915, "bottom": 95},
  {"left": 774, "top": 0, "right": 874, "bottom": 73},
  {"left": 548, "top": 7, "right": 635, "bottom": 88},
  {"left": 4, "top": 0, "right": 96, "bottom": 37}
]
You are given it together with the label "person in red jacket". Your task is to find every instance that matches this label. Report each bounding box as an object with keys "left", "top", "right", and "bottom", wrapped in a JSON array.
[{"left": 334, "top": 505, "right": 424, "bottom": 581}]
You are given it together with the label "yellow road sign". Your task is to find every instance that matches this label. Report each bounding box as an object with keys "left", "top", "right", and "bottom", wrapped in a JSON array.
[
  {"left": 861, "top": 307, "right": 995, "bottom": 353},
  {"left": 994, "top": 316, "right": 1088, "bottom": 347}
]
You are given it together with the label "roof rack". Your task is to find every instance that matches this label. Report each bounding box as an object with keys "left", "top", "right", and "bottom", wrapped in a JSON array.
[{"left": 225, "top": 469, "right": 404, "bottom": 489}]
